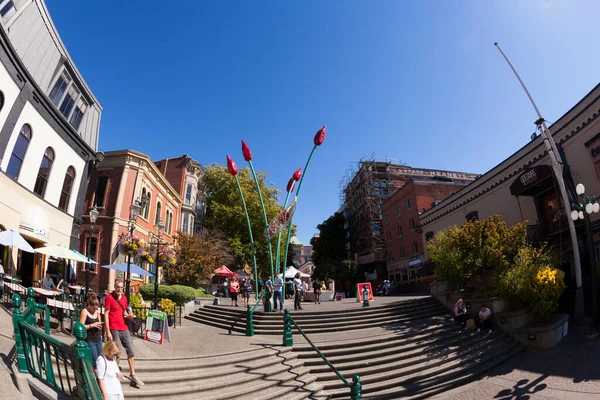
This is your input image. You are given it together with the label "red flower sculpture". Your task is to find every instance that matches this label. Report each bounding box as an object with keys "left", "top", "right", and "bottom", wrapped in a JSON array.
[
  {"left": 226, "top": 155, "right": 238, "bottom": 176},
  {"left": 314, "top": 125, "right": 326, "bottom": 146},
  {"left": 293, "top": 168, "right": 302, "bottom": 181},
  {"left": 241, "top": 140, "right": 252, "bottom": 161},
  {"left": 286, "top": 178, "right": 296, "bottom": 193}
]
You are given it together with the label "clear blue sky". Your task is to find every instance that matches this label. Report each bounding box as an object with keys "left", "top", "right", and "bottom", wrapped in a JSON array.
[{"left": 47, "top": 0, "right": 600, "bottom": 245}]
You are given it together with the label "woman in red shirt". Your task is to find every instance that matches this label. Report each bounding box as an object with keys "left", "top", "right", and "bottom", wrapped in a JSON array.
[{"left": 229, "top": 277, "right": 240, "bottom": 307}]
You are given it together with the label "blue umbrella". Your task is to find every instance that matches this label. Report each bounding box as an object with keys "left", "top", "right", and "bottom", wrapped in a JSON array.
[
  {"left": 101, "top": 262, "right": 154, "bottom": 277},
  {"left": 72, "top": 249, "right": 98, "bottom": 264}
]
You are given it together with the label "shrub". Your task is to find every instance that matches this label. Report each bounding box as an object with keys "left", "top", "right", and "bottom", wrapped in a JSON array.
[
  {"left": 158, "top": 298, "right": 176, "bottom": 317},
  {"left": 140, "top": 284, "right": 200, "bottom": 305},
  {"left": 129, "top": 293, "right": 147, "bottom": 320}
]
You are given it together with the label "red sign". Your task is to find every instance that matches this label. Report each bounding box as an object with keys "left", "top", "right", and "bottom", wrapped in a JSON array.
[
  {"left": 145, "top": 329, "right": 163, "bottom": 344},
  {"left": 357, "top": 283, "right": 374, "bottom": 302}
]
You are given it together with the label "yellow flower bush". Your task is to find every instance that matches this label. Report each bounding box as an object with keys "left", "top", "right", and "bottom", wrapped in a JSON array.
[{"left": 159, "top": 298, "right": 176, "bottom": 317}]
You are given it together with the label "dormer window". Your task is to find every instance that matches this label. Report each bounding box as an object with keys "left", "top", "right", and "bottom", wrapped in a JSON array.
[{"left": 48, "top": 69, "right": 88, "bottom": 131}]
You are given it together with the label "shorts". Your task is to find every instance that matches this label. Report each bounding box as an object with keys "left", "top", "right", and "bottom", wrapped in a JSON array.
[
  {"left": 243, "top": 291, "right": 250, "bottom": 299},
  {"left": 230, "top": 292, "right": 238, "bottom": 301},
  {"left": 110, "top": 329, "right": 135, "bottom": 358}
]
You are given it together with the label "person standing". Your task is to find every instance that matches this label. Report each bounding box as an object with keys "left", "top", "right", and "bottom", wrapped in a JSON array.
[
  {"left": 229, "top": 277, "right": 240, "bottom": 307},
  {"left": 97, "top": 340, "right": 125, "bottom": 400},
  {"left": 301, "top": 280, "right": 308, "bottom": 301},
  {"left": 263, "top": 276, "right": 273, "bottom": 309},
  {"left": 104, "top": 278, "right": 144, "bottom": 387},
  {"left": 313, "top": 279, "right": 321, "bottom": 304},
  {"left": 293, "top": 273, "right": 303, "bottom": 310},
  {"left": 79, "top": 293, "right": 103, "bottom": 370},
  {"left": 273, "top": 273, "right": 284, "bottom": 312}
]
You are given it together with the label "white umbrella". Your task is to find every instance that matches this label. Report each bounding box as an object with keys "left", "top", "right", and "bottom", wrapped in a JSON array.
[
  {"left": 35, "top": 244, "right": 89, "bottom": 262},
  {"left": 0, "top": 229, "right": 34, "bottom": 252}
]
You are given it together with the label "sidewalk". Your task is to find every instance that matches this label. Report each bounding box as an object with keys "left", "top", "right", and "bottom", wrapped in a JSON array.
[{"left": 0, "top": 308, "right": 36, "bottom": 399}]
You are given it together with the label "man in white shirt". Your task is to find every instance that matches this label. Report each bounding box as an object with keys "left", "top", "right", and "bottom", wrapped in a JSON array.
[
  {"left": 476, "top": 304, "right": 492, "bottom": 333},
  {"left": 42, "top": 271, "right": 55, "bottom": 290},
  {"left": 292, "top": 273, "right": 303, "bottom": 310}
]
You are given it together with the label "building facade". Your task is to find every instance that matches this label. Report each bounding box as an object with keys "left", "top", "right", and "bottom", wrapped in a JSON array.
[
  {"left": 154, "top": 154, "right": 205, "bottom": 235},
  {"left": 289, "top": 236, "right": 312, "bottom": 267},
  {"left": 0, "top": 0, "right": 101, "bottom": 286},
  {"left": 382, "top": 179, "right": 472, "bottom": 283},
  {"left": 419, "top": 83, "right": 600, "bottom": 316},
  {"left": 79, "top": 150, "right": 182, "bottom": 293}
]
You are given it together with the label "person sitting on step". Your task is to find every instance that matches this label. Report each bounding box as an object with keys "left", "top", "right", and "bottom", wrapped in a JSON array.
[
  {"left": 476, "top": 304, "right": 493, "bottom": 333},
  {"left": 453, "top": 299, "right": 470, "bottom": 328}
]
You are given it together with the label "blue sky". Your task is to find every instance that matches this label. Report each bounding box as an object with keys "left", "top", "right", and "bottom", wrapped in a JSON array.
[{"left": 47, "top": 0, "right": 600, "bottom": 245}]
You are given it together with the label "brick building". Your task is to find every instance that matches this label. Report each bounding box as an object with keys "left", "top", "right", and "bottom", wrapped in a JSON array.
[
  {"left": 78, "top": 150, "right": 182, "bottom": 293},
  {"left": 382, "top": 179, "right": 472, "bottom": 284}
]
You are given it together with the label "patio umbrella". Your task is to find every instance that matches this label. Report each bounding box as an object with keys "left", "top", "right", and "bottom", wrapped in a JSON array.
[
  {"left": 214, "top": 265, "right": 236, "bottom": 277},
  {"left": 101, "top": 262, "right": 153, "bottom": 277},
  {"left": 0, "top": 229, "right": 34, "bottom": 275},
  {"left": 35, "top": 244, "right": 89, "bottom": 263},
  {"left": 71, "top": 249, "right": 97, "bottom": 264}
]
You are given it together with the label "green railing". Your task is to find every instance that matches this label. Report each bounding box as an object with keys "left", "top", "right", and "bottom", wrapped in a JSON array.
[
  {"left": 246, "top": 290, "right": 268, "bottom": 336},
  {"left": 12, "top": 289, "right": 102, "bottom": 399},
  {"left": 282, "top": 309, "right": 362, "bottom": 400}
]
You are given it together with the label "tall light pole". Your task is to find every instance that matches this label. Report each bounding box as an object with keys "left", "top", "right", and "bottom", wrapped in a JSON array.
[
  {"left": 153, "top": 219, "right": 165, "bottom": 311},
  {"left": 125, "top": 195, "right": 147, "bottom": 302},
  {"left": 495, "top": 42, "right": 585, "bottom": 319},
  {"left": 85, "top": 206, "right": 99, "bottom": 294}
]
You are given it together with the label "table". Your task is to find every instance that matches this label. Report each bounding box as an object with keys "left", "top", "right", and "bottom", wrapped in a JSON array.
[
  {"left": 33, "top": 288, "right": 61, "bottom": 297},
  {"left": 46, "top": 298, "right": 75, "bottom": 312},
  {"left": 68, "top": 285, "right": 84, "bottom": 295},
  {"left": 3, "top": 282, "right": 26, "bottom": 304}
]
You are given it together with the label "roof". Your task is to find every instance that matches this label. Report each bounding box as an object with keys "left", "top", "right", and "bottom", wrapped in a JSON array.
[{"left": 289, "top": 236, "right": 302, "bottom": 245}]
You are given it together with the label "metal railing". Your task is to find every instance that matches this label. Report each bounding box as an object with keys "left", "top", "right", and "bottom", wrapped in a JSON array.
[
  {"left": 282, "top": 309, "right": 362, "bottom": 399},
  {"left": 245, "top": 290, "right": 268, "bottom": 336},
  {"left": 12, "top": 288, "right": 102, "bottom": 399}
]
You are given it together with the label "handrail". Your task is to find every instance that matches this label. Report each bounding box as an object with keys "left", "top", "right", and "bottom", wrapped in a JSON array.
[
  {"left": 245, "top": 290, "right": 267, "bottom": 336},
  {"left": 22, "top": 303, "right": 51, "bottom": 334},
  {"left": 283, "top": 310, "right": 362, "bottom": 399},
  {"left": 250, "top": 290, "right": 267, "bottom": 314},
  {"left": 80, "top": 357, "right": 103, "bottom": 399}
]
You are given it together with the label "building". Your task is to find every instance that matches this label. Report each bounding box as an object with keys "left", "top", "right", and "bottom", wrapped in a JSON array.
[
  {"left": 289, "top": 236, "right": 313, "bottom": 267},
  {"left": 339, "top": 158, "right": 478, "bottom": 282},
  {"left": 79, "top": 150, "right": 182, "bottom": 293},
  {"left": 0, "top": 0, "right": 102, "bottom": 286},
  {"left": 154, "top": 154, "right": 205, "bottom": 235},
  {"left": 419, "top": 83, "right": 600, "bottom": 316},
  {"left": 381, "top": 179, "right": 472, "bottom": 284}
]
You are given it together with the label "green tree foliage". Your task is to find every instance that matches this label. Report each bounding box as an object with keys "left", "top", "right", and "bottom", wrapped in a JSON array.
[
  {"left": 203, "top": 164, "right": 293, "bottom": 275},
  {"left": 167, "top": 231, "right": 234, "bottom": 287},
  {"left": 139, "top": 284, "right": 209, "bottom": 305},
  {"left": 427, "top": 215, "right": 527, "bottom": 290},
  {"left": 311, "top": 213, "right": 357, "bottom": 282}
]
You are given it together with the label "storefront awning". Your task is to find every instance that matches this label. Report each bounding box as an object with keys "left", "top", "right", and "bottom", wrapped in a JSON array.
[{"left": 509, "top": 165, "right": 554, "bottom": 197}]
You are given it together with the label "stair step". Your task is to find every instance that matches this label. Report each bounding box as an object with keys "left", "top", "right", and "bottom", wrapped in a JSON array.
[{"left": 184, "top": 314, "right": 245, "bottom": 333}]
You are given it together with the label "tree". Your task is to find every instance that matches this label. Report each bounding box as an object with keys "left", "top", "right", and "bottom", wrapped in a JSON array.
[
  {"left": 166, "top": 230, "right": 234, "bottom": 287},
  {"left": 203, "top": 164, "right": 293, "bottom": 276},
  {"left": 311, "top": 213, "right": 353, "bottom": 281}
]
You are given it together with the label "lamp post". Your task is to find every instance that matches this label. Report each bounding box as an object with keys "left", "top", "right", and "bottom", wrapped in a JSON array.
[
  {"left": 153, "top": 219, "right": 165, "bottom": 311},
  {"left": 85, "top": 206, "right": 99, "bottom": 294},
  {"left": 125, "top": 195, "right": 147, "bottom": 302},
  {"left": 570, "top": 183, "right": 600, "bottom": 333}
]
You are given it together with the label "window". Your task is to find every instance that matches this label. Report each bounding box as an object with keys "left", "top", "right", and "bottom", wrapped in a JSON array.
[
  {"left": 397, "top": 225, "right": 403, "bottom": 237},
  {"left": 400, "top": 247, "right": 405, "bottom": 258},
  {"left": 425, "top": 231, "right": 435, "bottom": 242},
  {"left": 85, "top": 237, "right": 98, "bottom": 272},
  {"left": 407, "top": 198, "right": 412, "bottom": 210},
  {"left": 189, "top": 215, "right": 194, "bottom": 233},
  {"left": 182, "top": 214, "right": 189, "bottom": 234},
  {"left": 0, "top": 91, "right": 4, "bottom": 112},
  {"left": 94, "top": 177, "right": 108, "bottom": 207},
  {"left": 155, "top": 202, "right": 162, "bottom": 225},
  {"left": 58, "top": 166, "right": 76, "bottom": 211},
  {"left": 465, "top": 211, "right": 479, "bottom": 222},
  {"left": 185, "top": 184, "right": 193, "bottom": 205},
  {"left": 0, "top": 1, "right": 16, "bottom": 21},
  {"left": 410, "top": 218, "right": 415, "bottom": 230},
  {"left": 395, "top": 207, "right": 400, "bottom": 217},
  {"left": 49, "top": 71, "right": 72, "bottom": 106},
  {"left": 33, "top": 147, "right": 55, "bottom": 197},
  {"left": 141, "top": 189, "right": 151, "bottom": 219},
  {"left": 165, "top": 210, "right": 173, "bottom": 235},
  {"left": 413, "top": 242, "right": 419, "bottom": 254},
  {"left": 48, "top": 69, "right": 88, "bottom": 131},
  {"left": 385, "top": 214, "right": 389, "bottom": 224},
  {"left": 387, "top": 231, "right": 392, "bottom": 242},
  {"left": 59, "top": 85, "right": 80, "bottom": 118},
  {"left": 6, "top": 124, "right": 32, "bottom": 179},
  {"left": 69, "top": 98, "right": 87, "bottom": 130}
]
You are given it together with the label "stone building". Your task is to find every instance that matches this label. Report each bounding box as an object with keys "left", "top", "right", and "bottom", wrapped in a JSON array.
[{"left": 0, "top": 0, "right": 102, "bottom": 286}]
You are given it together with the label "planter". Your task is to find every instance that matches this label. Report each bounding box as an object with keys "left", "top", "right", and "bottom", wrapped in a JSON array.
[
  {"left": 513, "top": 313, "right": 569, "bottom": 351},
  {"left": 167, "top": 315, "right": 175, "bottom": 327},
  {"left": 495, "top": 308, "right": 534, "bottom": 332},
  {"left": 463, "top": 297, "right": 510, "bottom": 315},
  {"left": 430, "top": 281, "right": 452, "bottom": 299}
]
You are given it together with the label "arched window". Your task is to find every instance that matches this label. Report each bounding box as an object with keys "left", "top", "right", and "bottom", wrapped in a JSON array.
[
  {"left": 0, "top": 91, "right": 4, "bottom": 112},
  {"left": 144, "top": 193, "right": 151, "bottom": 219},
  {"left": 7, "top": 124, "right": 32, "bottom": 179},
  {"left": 58, "top": 166, "right": 76, "bottom": 211},
  {"left": 34, "top": 147, "right": 55, "bottom": 197},
  {"left": 155, "top": 202, "right": 162, "bottom": 225}
]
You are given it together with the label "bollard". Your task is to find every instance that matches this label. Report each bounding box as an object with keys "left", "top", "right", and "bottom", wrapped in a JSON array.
[
  {"left": 264, "top": 293, "right": 272, "bottom": 313},
  {"left": 362, "top": 287, "right": 369, "bottom": 308},
  {"left": 282, "top": 309, "right": 293, "bottom": 347},
  {"left": 12, "top": 294, "right": 28, "bottom": 373},
  {"left": 350, "top": 375, "right": 362, "bottom": 400},
  {"left": 73, "top": 322, "right": 93, "bottom": 399},
  {"left": 246, "top": 305, "right": 254, "bottom": 336},
  {"left": 26, "top": 287, "right": 36, "bottom": 325}
]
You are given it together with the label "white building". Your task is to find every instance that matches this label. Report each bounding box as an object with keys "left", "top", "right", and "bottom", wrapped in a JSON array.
[{"left": 0, "top": 0, "right": 101, "bottom": 286}]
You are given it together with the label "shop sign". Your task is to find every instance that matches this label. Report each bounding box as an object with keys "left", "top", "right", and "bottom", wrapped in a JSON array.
[
  {"left": 408, "top": 255, "right": 421, "bottom": 268},
  {"left": 145, "top": 310, "right": 171, "bottom": 344},
  {"left": 509, "top": 165, "right": 553, "bottom": 196}
]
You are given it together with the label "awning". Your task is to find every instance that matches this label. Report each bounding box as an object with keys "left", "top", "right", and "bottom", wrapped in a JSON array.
[
  {"left": 101, "top": 262, "right": 153, "bottom": 277},
  {"left": 510, "top": 165, "right": 554, "bottom": 196},
  {"left": 285, "top": 266, "right": 311, "bottom": 279},
  {"left": 214, "top": 265, "right": 236, "bottom": 277}
]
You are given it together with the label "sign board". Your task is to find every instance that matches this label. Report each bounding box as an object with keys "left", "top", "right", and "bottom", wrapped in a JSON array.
[
  {"left": 408, "top": 255, "right": 421, "bottom": 268},
  {"left": 356, "top": 282, "right": 374, "bottom": 302},
  {"left": 145, "top": 310, "right": 171, "bottom": 344},
  {"left": 509, "top": 165, "right": 553, "bottom": 196}
]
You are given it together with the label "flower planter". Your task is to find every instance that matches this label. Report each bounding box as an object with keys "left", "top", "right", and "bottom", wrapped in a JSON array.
[
  {"left": 462, "top": 297, "right": 510, "bottom": 315},
  {"left": 513, "top": 313, "right": 569, "bottom": 351},
  {"left": 494, "top": 308, "right": 534, "bottom": 332},
  {"left": 430, "top": 281, "right": 452, "bottom": 299}
]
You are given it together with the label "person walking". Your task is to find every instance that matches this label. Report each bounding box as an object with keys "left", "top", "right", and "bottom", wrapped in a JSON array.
[
  {"left": 97, "top": 340, "right": 125, "bottom": 400},
  {"left": 293, "top": 273, "right": 303, "bottom": 310},
  {"left": 229, "top": 277, "right": 240, "bottom": 307},
  {"left": 104, "top": 278, "right": 144, "bottom": 387},
  {"left": 241, "top": 278, "right": 251, "bottom": 306},
  {"left": 79, "top": 292, "right": 103, "bottom": 371},
  {"left": 273, "top": 273, "right": 284, "bottom": 312},
  {"left": 313, "top": 279, "right": 321, "bottom": 304}
]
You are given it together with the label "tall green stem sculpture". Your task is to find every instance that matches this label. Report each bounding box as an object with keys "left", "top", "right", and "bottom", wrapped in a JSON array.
[
  {"left": 275, "top": 190, "right": 292, "bottom": 275},
  {"left": 276, "top": 168, "right": 302, "bottom": 276},
  {"left": 227, "top": 155, "right": 259, "bottom": 299},
  {"left": 242, "top": 140, "right": 275, "bottom": 279}
]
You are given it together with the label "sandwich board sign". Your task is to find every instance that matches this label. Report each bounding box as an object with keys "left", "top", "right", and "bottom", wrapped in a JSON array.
[
  {"left": 356, "top": 282, "right": 374, "bottom": 303},
  {"left": 145, "top": 310, "right": 171, "bottom": 344}
]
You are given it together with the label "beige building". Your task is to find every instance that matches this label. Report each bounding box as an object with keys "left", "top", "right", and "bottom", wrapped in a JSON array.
[{"left": 420, "top": 83, "right": 600, "bottom": 311}]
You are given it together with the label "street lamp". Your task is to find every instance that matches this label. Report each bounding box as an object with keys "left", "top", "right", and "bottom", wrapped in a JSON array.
[
  {"left": 125, "top": 195, "right": 148, "bottom": 302},
  {"left": 85, "top": 206, "right": 99, "bottom": 293},
  {"left": 152, "top": 219, "right": 166, "bottom": 310},
  {"left": 571, "top": 183, "right": 600, "bottom": 335}
]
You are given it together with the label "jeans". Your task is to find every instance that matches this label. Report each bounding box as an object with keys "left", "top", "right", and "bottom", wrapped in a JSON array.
[
  {"left": 86, "top": 339, "right": 103, "bottom": 368},
  {"left": 294, "top": 291, "right": 302, "bottom": 310},
  {"left": 273, "top": 291, "right": 283, "bottom": 310}
]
